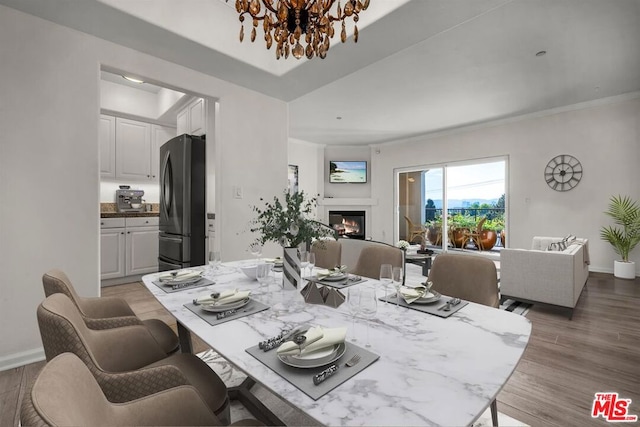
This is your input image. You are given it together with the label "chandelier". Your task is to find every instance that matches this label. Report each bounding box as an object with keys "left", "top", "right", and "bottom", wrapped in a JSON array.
[{"left": 229, "top": 0, "right": 370, "bottom": 60}]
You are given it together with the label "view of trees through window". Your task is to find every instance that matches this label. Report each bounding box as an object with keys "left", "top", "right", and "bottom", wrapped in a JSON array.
[{"left": 398, "top": 158, "right": 506, "bottom": 251}]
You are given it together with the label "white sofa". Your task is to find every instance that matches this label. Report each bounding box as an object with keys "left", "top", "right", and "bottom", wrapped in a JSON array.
[{"left": 499, "top": 236, "right": 589, "bottom": 318}]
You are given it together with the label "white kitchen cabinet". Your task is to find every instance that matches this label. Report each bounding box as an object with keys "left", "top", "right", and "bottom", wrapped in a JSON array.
[
  {"left": 176, "top": 97, "right": 206, "bottom": 136},
  {"left": 99, "top": 114, "right": 116, "bottom": 179},
  {"left": 101, "top": 217, "right": 159, "bottom": 282},
  {"left": 151, "top": 124, "right": 175, "bottom": 182},
  {"left": 115, "top": 118, "right": 151, "bottom": 180}
]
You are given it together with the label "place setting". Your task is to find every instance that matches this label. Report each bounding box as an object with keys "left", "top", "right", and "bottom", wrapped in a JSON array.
[
  {"left": 303, "top": 265, "right": 366, "bottom": 289},
  {"left": 184, "top": 289, "right": 270, "bottom": 325},
  {"left": 246, "top": 324, "right": 379, "bottom": 400},
  {"left": 378, "top": 280, "right": 469, "bottom": 318},
  {"left": 152, "top": 268, "right": 214, "bottom": 293}
]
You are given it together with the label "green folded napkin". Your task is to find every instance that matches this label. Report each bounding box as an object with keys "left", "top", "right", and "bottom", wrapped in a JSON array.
[
  {"left": 195, "top": 289, "right": 251, "bottom": 306},
  {"left": 277, "top": 326, "right": 347, "bottom": 356}
]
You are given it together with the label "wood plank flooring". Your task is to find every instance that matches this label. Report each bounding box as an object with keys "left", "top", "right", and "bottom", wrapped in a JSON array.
[{"left": 1, "top": 272, "right": 639, "bottom": 426}]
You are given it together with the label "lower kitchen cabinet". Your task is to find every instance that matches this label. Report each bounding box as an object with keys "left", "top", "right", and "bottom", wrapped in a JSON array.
[{"left": 100, "top": 217, "right": 159, "bottom": 282}]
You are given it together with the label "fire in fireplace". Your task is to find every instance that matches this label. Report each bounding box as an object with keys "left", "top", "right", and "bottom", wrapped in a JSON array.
[{"left": 329, "top": 210, "right": 366, "bottom": 240}]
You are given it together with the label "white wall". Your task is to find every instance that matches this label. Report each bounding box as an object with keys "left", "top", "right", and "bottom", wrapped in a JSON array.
[
  {"left": 288, "top": 138, "right": 322, "bottom": 198},
  {"left": 370, "top": 95, "right": 640, "bottom": 274},
  {"left": 0, "top": 4, "right": 287, "bottom": 370}
]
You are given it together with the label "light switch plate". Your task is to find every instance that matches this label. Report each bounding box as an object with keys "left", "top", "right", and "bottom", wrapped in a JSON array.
[{"left": 233, "top": 186, "right": 243, "bottom": 199}]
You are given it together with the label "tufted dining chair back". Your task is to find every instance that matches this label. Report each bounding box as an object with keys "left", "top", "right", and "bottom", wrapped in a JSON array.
[{"left": 21, "top": 353, "right": 222, "bottom": 426}]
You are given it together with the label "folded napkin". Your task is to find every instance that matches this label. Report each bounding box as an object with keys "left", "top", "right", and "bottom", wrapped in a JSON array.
[
  {"left": 277, "top": 326, "right": 347, "bottom": 356},
  {"left": 195, "top": 289, "right": 251, "bottom": 306},
  {"left": 264, "top": 257, "right": 283, "bottom": 265},
  {"left": 158, "top": 269, "right": 202, "bottom": 282},
  {"left": 399, "top": 282, "right": 434, "bottom": 304},
  {"left": 316, "top": 265, "right": 348, "bottom": 279}
]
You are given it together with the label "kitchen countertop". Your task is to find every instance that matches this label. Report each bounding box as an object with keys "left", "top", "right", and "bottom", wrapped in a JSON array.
[{"left": 100, "top": 212, "right": 159, "bottom": 218}]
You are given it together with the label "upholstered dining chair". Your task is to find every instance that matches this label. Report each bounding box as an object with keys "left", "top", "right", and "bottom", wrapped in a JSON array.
[
  {"left": 310, "top": 239, "right": 342, "bottom": 270},
  {"left": 21, "top": 352, "right": 225, "bottom": 426},
  {"left": 42, "top": 269, "right": 179, "bottom": 355},
  {"left": 352, "top": 244, "right": 404, "bottom": 280},
  {"left": 37, "top": 293, "right": 231, "bottom": 425},
  {"left": 427, "top": 252, "right": 500, "bottom": 425}
]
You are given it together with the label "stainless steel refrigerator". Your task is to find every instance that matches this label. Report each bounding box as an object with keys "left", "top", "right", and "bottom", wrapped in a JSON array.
[{"left": 158, "top": 134, "right": 206, "bottom": 271}]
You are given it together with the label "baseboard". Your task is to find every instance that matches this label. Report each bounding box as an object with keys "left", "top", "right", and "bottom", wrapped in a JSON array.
[{"left": 0, "top": 347, "right": 45, "bottom": 372}]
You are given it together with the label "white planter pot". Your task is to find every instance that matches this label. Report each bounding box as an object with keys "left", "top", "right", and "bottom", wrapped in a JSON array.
[{"left": 614, "top": 260, "right": 636, "bottom": 279}]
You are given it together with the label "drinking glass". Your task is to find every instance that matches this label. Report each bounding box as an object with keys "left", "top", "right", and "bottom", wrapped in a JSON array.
[
  {"left": 359, "top": 287, "right": 378, "bottom": 348},
  {"left": 249, "top": 243, "right": 263, "bottom": 263},
  {"left": 392, "top": 266, "right": 404, "bottom": 307},
  {"left": 307, "top": 252, "right": 316, "bottom": 277},
  {"left": 346, "top": 287, "right": 361, "bottom": 342},
  {"left": 300, "top": 251, "right": 309, "bottom": 278},
  {"left": 379, "top": 264, "right": 393, "bottom": 300},
  {"left": 256, "top": 263, "right": 270, "bottom": 291},
  {"left": 208, "top": 251, "right": 221, "bottom": 274}
]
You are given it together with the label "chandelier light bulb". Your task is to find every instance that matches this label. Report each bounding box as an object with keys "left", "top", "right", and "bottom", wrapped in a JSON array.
[{"left": 229, "top": 0, "right": 369, "bottom": 60}]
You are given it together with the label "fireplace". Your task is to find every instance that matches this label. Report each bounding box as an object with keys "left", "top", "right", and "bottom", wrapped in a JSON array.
[{"left": 329, "top": 210, "right": 366, "bottom": 240}]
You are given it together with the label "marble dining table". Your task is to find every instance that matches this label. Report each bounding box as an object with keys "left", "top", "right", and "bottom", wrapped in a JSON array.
[{"left": 142, "top": 260, "right": 531, "bottom": 426}]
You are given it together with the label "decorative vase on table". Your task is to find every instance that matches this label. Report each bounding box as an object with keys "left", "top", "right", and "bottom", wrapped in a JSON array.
[
  {"left": 282, "top": 247, "right": 302, "bottom": 289},
  {"left": 249, "top": 190, "right": 336, "bottom": 291}
]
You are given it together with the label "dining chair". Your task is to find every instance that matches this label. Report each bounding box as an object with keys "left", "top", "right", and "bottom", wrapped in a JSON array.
[
  {"left": 21, "top": 352, "right": 225, "bottom": 426},
  {"left": 461, "top": 217, "right": 487, "bottom": 251},
  {"left": 310, "top": 239, "right": 342, "bottom": 269},
  {"left": 36, "top": 293, "right": 231, "bottom": 425},
  {"left": 404, "top": 215, "right": 426, "bottom": 244},
  {"left": 427, "top": 252, "right": 500, "bottom": 425},
  {"left": 352, "top": 244, "right": 404, "bottom": 280},
  {"left": 42, "top": 269, "right": 179, "bottom": 355}
]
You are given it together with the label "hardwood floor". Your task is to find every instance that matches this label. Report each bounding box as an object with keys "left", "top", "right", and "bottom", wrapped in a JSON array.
[{"left": 1, "top": 272, "right": 638, "bottom": 426}]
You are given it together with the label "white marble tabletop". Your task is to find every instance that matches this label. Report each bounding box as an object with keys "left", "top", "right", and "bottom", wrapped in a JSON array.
[{"left": 143, "top": 260, "right": 531, "bottom": 426}]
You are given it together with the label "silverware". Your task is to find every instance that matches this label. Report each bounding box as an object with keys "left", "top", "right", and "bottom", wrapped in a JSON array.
[
  {"left": 216, "top": 307, "right": 249, "bottom": 320},
  {"left": 313, "top": 354, "right": 361, "bottom": 385},
  {"left": 438, "top": 301, "right": 451, "bottom": 311}
]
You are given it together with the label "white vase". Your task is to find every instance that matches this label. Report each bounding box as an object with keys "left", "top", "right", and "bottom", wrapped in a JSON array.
[
  {"left": 282, "top": 247, "right": 301, "bottom": 289},
  {"left": 614, "top": 260, "right": 636, "bottom": 279}
]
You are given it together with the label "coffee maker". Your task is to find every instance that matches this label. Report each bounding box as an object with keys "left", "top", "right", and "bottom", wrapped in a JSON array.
[{"left": 116, "top": 189, "right": 145, "bottom": 213}]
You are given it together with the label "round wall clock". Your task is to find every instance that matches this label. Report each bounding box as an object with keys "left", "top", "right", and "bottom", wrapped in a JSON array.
[{"left": 544, "top": 154, "right": 583, "bottom": 191}]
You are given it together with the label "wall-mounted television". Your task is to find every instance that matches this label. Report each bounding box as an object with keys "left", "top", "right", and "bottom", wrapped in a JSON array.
[{"left": 329, "top": 161, "right": 367, "bottom": 183}]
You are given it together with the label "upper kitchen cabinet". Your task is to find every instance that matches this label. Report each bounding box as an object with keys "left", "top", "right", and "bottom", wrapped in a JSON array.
[
  {"left": 99, "top": 114, "right": 116, "bottom": 178},
  {"left": 116, "top": 117, "right": 152, "bottom": 180},
  {"left": 176, "top": 97, "right": 206, "bottom": 136}
]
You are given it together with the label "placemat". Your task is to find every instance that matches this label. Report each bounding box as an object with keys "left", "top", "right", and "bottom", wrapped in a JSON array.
[
  {"left": 303, "top": 275, "right": 366, "bottom": 289},
  {"left": 378, "top": 294, "right": 469, "bottom": 318},
  {"left": 153, "top": 277, "right": 214, "bottom": 293},
  {"left": 246, "top": 341, "right": 379, "bottom": 400},
  {"left": 184, "top": 299, "right": 269, "bottom": 325}
]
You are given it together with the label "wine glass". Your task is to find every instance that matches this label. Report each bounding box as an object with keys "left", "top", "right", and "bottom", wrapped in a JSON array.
[
  {"left": 249, "top": 243, "right": 263, "bottom": 263},
  {"left": 300, "top": 251, "right": 309, "bottom": 278},
  {"left": 346, "top": 287, "right": 361, "bottom": 342},
  {"left": 392, "top": 266, "right": 404, "bottom": 307},
  {"left": 379, "top": 264, "right": 393, "bottom": 300},
  {"left": 359, "top": 287, "right": 378, "bottom": 348},
  {"left": 307, "top": 252, "right": 316, "bottom": 277},
  {"left": 208, "top": 251, "right": 221, "bottom": 274}
]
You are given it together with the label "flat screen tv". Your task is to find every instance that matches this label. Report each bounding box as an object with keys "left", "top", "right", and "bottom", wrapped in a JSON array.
[{"left": 329, "top": 161, "right": 367, "bottom": 183}]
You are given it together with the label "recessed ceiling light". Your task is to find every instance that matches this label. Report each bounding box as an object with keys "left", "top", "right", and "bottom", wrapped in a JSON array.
[
  {"left": 122, "top": 75, "right": 145, "bottom": 84},
  {"left": 336, "top": 116, "right": 342, "bottom": 120},
  {"left": 535, "top": 50, "right": 546, "bottom": 57}
]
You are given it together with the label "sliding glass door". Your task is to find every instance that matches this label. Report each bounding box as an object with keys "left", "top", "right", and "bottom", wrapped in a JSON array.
[{"left": 397, "top": 157, "right": 506, "bottom": 253}]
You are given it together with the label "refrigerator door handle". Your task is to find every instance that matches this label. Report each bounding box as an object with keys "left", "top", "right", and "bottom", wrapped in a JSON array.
[
  {"left": 159, "top": 233, "right": 182, "bottom": 243},
  {"left": 161, "top": 151, "right": 173, "bottom": 218}
]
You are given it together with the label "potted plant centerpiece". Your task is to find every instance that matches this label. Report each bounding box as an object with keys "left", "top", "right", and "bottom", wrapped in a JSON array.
[
  {"left": 250, "top": 190, "right": 335, "bottom": 288},
  {"left": 600, "top": 195, "right": 640, "bottom": 279}
]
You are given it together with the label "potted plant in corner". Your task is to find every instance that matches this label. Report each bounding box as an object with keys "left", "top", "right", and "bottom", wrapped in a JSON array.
[{"left": 600, "top": 195, "right": 640, "bottom": 279}]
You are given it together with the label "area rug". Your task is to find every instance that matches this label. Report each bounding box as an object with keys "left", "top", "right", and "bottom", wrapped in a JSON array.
[
  {"left": 500, "top": 298, "right": 532, "bottom": 316},
  {"left": 198, "top": 350, "right": 530, "bottom": 426}
]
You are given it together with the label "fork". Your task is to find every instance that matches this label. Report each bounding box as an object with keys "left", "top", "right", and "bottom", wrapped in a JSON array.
[{"left": 345, "top": 353, "right": 361, "bottom": 367}]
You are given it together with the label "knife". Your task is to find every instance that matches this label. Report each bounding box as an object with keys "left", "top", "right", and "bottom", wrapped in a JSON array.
[{"left": 313, "top": 364, "right": 339, "bottom": 385}]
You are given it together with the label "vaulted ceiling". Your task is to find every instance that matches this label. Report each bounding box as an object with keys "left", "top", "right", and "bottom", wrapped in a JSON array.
[{"left": 2, "top": 0, "right": 640, "bottom": 145}]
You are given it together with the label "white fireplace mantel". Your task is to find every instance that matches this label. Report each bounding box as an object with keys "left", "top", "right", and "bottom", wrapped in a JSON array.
[{"left": 318, "top": 198, "right": 378, "bottom": 206}]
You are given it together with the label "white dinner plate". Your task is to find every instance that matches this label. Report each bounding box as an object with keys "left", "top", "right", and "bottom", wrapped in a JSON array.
[
  {"left": 278, "top": 342, "right": 346, "bottom": 369},
  {"left": 201, "top": 298, "right": 250, "bottom": 313},
  {"left": 411, "top": 290, "right": 442, "bottom": 304}
]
